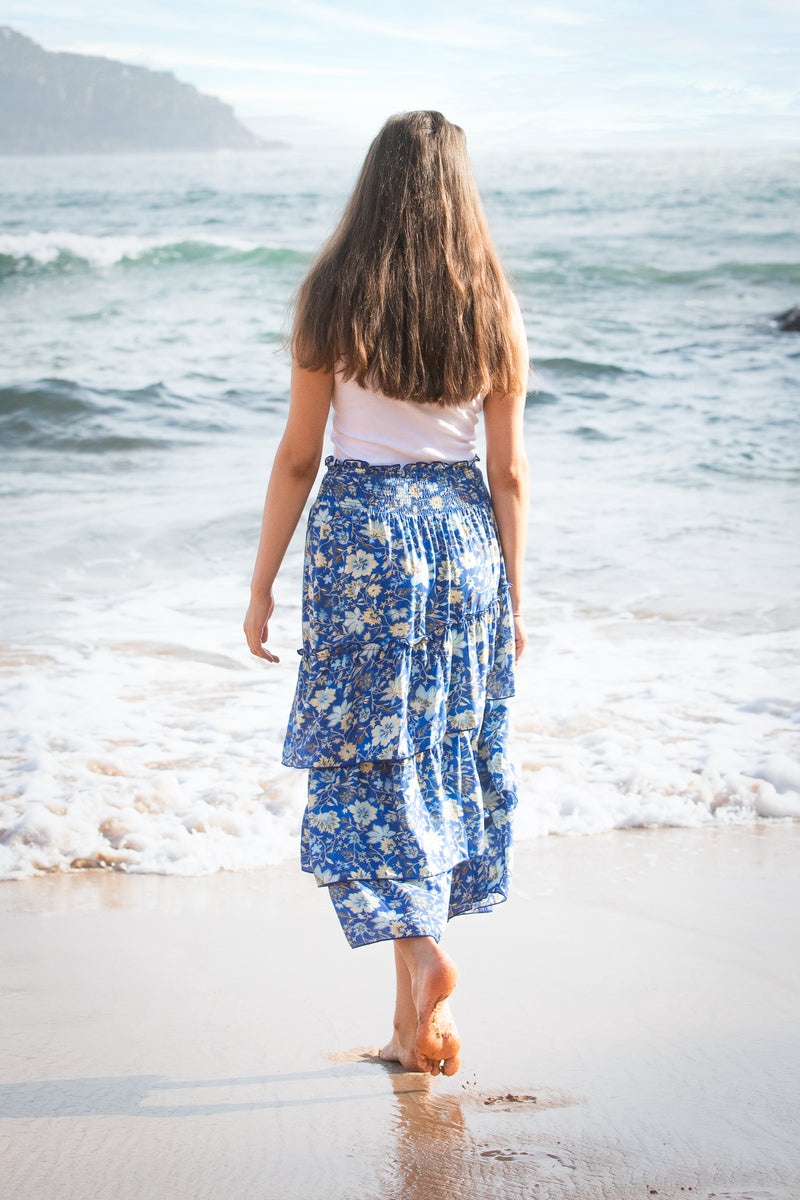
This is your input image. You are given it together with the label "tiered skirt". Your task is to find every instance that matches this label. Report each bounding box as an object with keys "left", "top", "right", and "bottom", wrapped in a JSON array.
[{"left": 282, "top": 455, "right": 518, "bottom": 948}]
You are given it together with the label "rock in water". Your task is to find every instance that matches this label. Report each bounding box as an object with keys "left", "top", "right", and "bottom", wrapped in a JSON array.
[
  {"left": 775, "top": 306, "right": 800, "bottom": 332},
  {"left": 0, "top": 25, "right": 278, "bottom": 153}
]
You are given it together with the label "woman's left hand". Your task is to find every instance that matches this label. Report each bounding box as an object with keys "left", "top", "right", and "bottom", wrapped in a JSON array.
[{"left": 244, "top": 589, "right": 279, "bottom": 662}]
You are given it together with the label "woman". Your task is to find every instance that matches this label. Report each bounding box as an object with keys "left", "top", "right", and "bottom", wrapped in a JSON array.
[{"left": 244, "top": 111, "right": 529, "bottom": 1079}]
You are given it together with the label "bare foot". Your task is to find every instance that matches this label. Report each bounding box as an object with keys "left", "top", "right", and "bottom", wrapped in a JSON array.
[
  {"left": 380, "top": 938, "right": 462, "bottom": 1077},
  {"left": 379, "top": 1031, "right": 428, "bottom": 1073}
]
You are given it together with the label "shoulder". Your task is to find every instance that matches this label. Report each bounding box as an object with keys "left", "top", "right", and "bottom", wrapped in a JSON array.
[
  {"left": 507, "top": 291, "right": 529, "bottom": 359},
  {"left": 500, "top": 290, "right": 530, "bottom": 396}
]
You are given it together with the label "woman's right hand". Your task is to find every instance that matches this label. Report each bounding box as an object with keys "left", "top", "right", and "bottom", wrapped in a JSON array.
[
  {"left": 513, "top": 613, "right": 527, "bottom": 663},
  {"left": 243, "top": 589, "right": 279, "bottom": 662}
]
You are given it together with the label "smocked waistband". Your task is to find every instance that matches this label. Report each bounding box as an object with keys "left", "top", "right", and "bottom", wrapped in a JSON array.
[{"left": 317, "top": 454, "right": 490, "bottom": 511}]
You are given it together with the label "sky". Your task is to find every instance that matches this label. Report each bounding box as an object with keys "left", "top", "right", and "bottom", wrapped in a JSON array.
[{"left": 5, "top": 0, "right": 800, "bottom": 150}]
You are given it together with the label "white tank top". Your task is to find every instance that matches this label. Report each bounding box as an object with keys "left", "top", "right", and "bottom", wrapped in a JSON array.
[
  {"left": 331, "top": 376, "right": 483, "bottom": 466},
  {"left": 330, "top": 296, "right": 528, "bottom": 466}
]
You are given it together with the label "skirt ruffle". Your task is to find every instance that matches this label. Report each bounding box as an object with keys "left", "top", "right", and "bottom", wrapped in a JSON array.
[
  {"left": 282, "top": 600, "right": 514, "bottom": 768},
  {"left": 301, "top": 698, "right": 516, "bottom": 887},
  {"left": 328, "top": 857, "right": 506, "bottom": 949}
]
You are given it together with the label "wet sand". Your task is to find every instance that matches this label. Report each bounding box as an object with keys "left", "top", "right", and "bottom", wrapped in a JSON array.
[{"left": 1, "top": 822, "right": 799, "bottom": 1200}]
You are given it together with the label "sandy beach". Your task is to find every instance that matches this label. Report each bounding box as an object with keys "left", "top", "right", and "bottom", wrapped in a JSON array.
[{"left": 2, "top": 822, "right": 799, "bottom": 1199}]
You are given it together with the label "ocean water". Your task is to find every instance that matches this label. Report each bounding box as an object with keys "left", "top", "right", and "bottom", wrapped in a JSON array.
[{"left": 1, "top": 145, "right": 799, "bottom": 879}]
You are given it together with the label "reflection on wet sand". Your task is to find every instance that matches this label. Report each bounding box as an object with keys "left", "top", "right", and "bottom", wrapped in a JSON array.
[
  {"left": 347, "top": 1050, "right": 585, "bottom": 1200},
  {"left": 380, "top": 1066, "right": 473, "bottom": 1200}
]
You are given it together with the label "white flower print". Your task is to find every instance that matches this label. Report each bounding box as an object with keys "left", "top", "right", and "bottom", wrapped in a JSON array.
[
  {"left": 346, "top": 549, "right": 378, "bottom": 578},
  {"left": 327, "top": 700, "right": 353, "bottom": 729},
  {"left": 381, "top": 674, "right": 408, "bottom": 702},
  {"left": 341, "top": 888, "right": 381, "bottom": 915},
  {"left": 371, "top": 713, "right": 402, "bottom": 748},
  {"left": 411, "top": 684, "right": 439, "bottom": 721},
  {"left": 342, "top": 610, "right": 365, "bottom": 635},
  {"left": 309, "top": 810, "right": 340, "bottom": 833},
  {"left": 370, "top": 905, "right": 401, "bottom": 929},
  {"left": 350, "top": 799, "right": 378, "bottom": 825},
  {"left": 364, "top": 517, "right": 389, "bottom": 544},
  {"left": 437, "top": 561, "right": 461, "bottom": 584},
  {"left": 447, "top": 629, "right": 467, "bottom": 657},
  {"left": 366, "top": 822, "right": 394, "bottom": 847}
]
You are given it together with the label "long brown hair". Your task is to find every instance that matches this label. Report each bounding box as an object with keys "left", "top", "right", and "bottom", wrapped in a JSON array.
[{"left": 291, "top": 111, "right": 526, "bottom": 407}]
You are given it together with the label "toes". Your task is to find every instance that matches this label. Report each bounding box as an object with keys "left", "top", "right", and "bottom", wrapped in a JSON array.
[{"left": 441, "top": 1054, "right": 461, "bottom": 1077}]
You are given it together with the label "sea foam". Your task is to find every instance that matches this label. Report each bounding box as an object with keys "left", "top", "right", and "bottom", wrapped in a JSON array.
[
  {"left": 2, "top": 595, "right": 798, "bottom": 880},
  {"left": 0, "top": 230, "right": 306, "bottom": 272}
]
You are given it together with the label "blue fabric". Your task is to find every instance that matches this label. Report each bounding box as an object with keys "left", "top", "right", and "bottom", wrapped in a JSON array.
[
  {"left": 329, "top": 873, "right": 454, "bottom": 947},
  {"left": 282, "top": 456, "right": 519, "bottom": 948}
]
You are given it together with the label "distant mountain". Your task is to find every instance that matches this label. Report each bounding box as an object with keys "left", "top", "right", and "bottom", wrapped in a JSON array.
[{"left": 0, "top": 26, "right": 282, "bottom": 153}]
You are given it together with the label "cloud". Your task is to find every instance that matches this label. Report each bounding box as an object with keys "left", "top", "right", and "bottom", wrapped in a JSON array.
[
  {"left": 61, "top": 41, "right": 374, "bottom": 77},
  {"left": 493, "top": 0, "right": 600, "bottom": 26},
  {"left": 269, "top": 0, "right": 504, "bottom": 49}
]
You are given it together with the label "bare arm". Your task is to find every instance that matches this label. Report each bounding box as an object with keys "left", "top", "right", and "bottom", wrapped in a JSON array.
[
  {"left": 483, "top": 314, "right": 530, "bottom": 661},
  {"left": 243, "top": 362, "right": 333, "bottom": 662}
]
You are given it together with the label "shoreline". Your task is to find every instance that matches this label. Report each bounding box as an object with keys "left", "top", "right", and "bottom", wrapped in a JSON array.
[{"left": 2, "top": 822, "right": 799, "bottom": 1199}]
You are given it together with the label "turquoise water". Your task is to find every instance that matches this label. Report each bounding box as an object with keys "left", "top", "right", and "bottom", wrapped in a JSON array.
[{"left": 1, "top": 145, "right": 799, "bottom": 877}]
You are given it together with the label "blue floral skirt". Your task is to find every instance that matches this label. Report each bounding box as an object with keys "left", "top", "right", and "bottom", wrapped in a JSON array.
[{"left": 282, "top": 455, "right": 518, "bottom": 948}]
